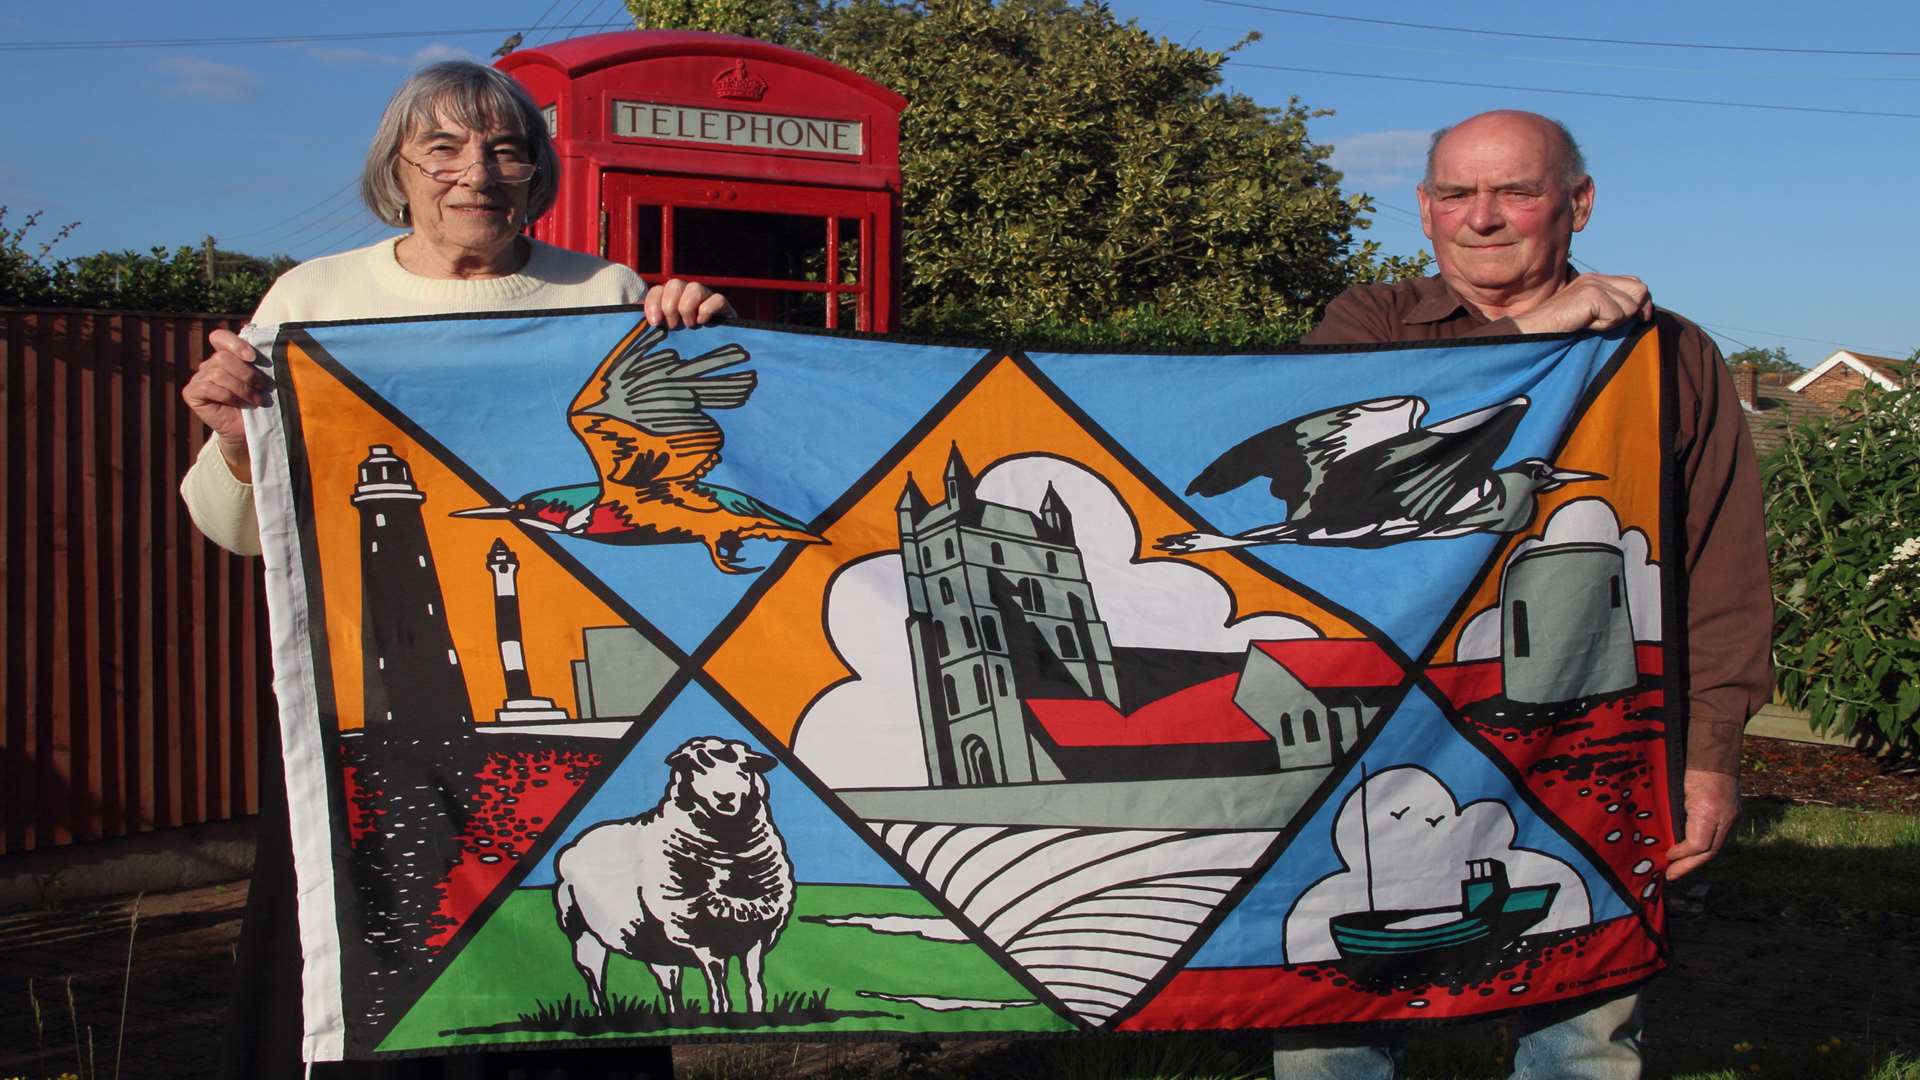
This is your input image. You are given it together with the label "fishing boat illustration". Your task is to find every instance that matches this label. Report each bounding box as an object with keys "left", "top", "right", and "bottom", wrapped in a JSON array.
[{"left": 1329, "top": 766, "right": 1560, "bottom": 985}]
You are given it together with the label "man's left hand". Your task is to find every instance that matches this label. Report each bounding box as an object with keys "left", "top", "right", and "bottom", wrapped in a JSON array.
[
  {"left": 1665, "top": 768, "right": 1739, "bottom": 880},
  {"left": 645, "top": 278, "right": 736, "bottom": 329}
]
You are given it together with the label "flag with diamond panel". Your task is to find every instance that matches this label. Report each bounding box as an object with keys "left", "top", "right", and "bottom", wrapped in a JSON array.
[{"left": 243, "top": 309, "right": 1682, "bottom": 1062}]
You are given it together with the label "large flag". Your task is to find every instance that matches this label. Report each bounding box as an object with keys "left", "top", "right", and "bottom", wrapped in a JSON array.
[{"left": 245, "top": 310, "right": 1682, "bottom": 1061}]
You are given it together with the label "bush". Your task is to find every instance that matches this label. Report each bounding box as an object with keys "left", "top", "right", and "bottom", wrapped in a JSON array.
[
  {"left": 1, "top": 206, "right": 290, "bottom": 315},
  {"left": 1763, "top": 385, "right": 1920, "bottom": 751}
]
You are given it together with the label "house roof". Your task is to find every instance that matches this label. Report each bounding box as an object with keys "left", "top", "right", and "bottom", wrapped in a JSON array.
[
  {"left": 1025, "top": 674, "right": 1269, "bottom": 748},
  {"left": 1025, "top": 637, "right": 1403, "bottom": 751},
  {"left": 1251, "top": 638, "right": 1404, "bottom": 689},
  {"left": 1788, "top": 350, "right": 1914, "bottom": 394},
  {"left": 1744, "top": 383, "right": 1839, "bottom": 458}
]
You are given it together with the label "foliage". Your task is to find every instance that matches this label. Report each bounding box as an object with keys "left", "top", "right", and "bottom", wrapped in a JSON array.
[
  {"left": 0, "top": 206, "right": 291, "bottom": 315},
  {"left": 1725, "top": 344, "right": 1803, "bottom": 375},
  {"left": 1763, "top": 385, "right": 1920, "bottom": 751},
  {"left": 624, "top": 0, "right": 1426, "bottom": 344}
]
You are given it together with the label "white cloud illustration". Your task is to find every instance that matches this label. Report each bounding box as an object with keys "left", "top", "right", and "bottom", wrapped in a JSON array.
[
  {"left": 1284, "top": 766, "right": 1591, "bottom": 963},
  {"left": 792, "top": 456, "right": 1317, "bottom": 788},
  {"left": 1456, "top": 497, "right": 1661, "bottom": 660}
]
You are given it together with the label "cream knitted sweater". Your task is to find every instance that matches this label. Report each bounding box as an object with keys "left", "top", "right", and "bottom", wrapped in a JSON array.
[{"left": 179, "top": 236, "right": 645, "bottom": 555}]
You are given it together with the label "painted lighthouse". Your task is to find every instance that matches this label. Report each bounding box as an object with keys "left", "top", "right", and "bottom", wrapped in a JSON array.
[
  {"left": 353, "top": 444, "right": 471, "bottom": 733},
  {"left": 486, "top": 539, "right": 569, "bottom": 723}
]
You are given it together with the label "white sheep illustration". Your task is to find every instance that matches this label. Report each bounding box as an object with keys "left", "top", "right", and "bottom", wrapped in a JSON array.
[{"left": 553, "top": 735, "right": 795, "bottom": 1015}]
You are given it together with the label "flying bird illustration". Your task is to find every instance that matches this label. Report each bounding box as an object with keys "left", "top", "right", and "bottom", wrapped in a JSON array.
[
  {"left": 452, "top": 323, "right": 824, "bottom": 573},
  {"left": 1156, "top": 395, "right": 1600, "bottom": 552}
]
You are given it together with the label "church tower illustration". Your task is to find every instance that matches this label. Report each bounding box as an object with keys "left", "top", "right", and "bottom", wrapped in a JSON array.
[
  {"left": 486, "top": 539, "right": 569, "bottom": 723},
  {"left": 352, "top": 445, "right": 472, "bottom": 732},
  {"left": 897, "top": 446, "right": 1118, "bottom": 787}
]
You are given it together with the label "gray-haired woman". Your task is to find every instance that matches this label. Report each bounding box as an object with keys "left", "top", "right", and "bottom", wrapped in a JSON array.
[{"left": 182, "top": 61, "right": 707, "bottom": 1079}]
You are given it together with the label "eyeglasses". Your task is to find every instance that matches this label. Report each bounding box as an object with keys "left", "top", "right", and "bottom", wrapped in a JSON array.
[{"left": 397, "top": 152, "right": 537, "bottom": 185}]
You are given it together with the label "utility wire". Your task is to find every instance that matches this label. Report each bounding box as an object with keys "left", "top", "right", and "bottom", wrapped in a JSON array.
[
  {"left": 219, "top": 182, "right": 360, "bottom": 245},
  {"left": 1230, "top": 61, "right": 1920, "bottom": 120},
  {"left": 564, "top": 0, "right": 620, "bottom": 41},
  {"left": 1202, "top": 0, "right": 1920, "bottom": 58},
  {"left": 0, "top": 24, "right": 631, "bottom": 51},
  {"left": 532, "top": 0, "right": 596, "bottom": 45}
]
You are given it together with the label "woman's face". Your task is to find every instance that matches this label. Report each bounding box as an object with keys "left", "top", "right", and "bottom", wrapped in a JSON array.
[{"left": 395, "top": 110, "right": 533, "bottom": 264}]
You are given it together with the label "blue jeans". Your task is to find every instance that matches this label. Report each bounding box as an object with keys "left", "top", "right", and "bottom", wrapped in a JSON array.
[{"left": 1271, "top": 992, "right": 1643, "bottom": 1080}]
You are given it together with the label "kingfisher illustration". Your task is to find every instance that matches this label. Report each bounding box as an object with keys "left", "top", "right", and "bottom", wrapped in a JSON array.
[
  {"left": 1155, "top": 395, "right": 1600, "bottom": 552},
  {"left": 452, "top": 322, "right": 825, "bottom": 573}
]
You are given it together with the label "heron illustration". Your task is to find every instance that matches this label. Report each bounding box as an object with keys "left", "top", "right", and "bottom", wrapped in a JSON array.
[{"left": 1156, "top": 395, "right": 1599, "bottom": 552}]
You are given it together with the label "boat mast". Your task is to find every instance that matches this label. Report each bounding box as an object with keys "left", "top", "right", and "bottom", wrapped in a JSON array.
[{"left": 1358, "top": 761, "right": 1375, "bottom": 911}]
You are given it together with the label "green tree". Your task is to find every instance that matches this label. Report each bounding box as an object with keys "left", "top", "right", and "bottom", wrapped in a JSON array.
[
  {"left": 1763, "top": 385, "right": 1920, "bottom": 753},
  {"left": 1725, "top": 344, "right": 1804, "bottom": 375},
  {"left": 625, "top": 0, "right": 1424, "bottom": 345}
]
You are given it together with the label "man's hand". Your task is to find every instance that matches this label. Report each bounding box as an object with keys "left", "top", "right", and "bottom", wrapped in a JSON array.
[
  {"left": 1509, "top": 273, "right": 1652, "bottom": 335},
  {"left": 644, "top": 278, "right": 736, "bottom": 329},
  {"left": 181, "top": 328, "right": 268, "bottom": 481},
  {"left": 1665, "top": 768, "right": 1739, "bottom": 881}
]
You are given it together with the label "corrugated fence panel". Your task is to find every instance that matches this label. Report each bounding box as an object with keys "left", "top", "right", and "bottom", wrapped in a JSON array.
[{"left": 1, "top": 308, "right": 265, "bottom": 855}]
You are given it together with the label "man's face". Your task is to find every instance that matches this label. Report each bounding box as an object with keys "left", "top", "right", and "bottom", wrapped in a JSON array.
[
  {"left": 1416, "top": 114, "right": 1593, "bottom": 302},
  {"left": 395, "top": 110, "right": 533, "bottom": 260}
]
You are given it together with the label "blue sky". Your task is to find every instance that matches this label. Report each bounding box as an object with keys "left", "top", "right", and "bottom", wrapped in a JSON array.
[{"left": 3, "top": 0, "right": 1915, "bottom": 366}]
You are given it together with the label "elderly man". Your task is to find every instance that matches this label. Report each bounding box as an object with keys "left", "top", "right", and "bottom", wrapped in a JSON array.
[{"left": 1279, "top": 110, "right": 1771, "bottom": 1079}]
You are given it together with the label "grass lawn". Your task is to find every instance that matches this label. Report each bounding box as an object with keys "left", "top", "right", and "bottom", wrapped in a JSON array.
[{"left": 1695, "top": 801, "right": 1920, "bottom": 923}]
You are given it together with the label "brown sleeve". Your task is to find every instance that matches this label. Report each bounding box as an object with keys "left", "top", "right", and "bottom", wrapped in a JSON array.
[{"left": 1670, "top": 318, "right": 1773, "bottom": 775}]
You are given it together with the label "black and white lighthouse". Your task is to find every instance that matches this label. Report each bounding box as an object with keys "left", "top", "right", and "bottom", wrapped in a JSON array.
[
  {"left": 352, "top": 444, "right": 472, "bottom": 733},
  {"left": 486, "top": 539, "right": 568, "bottom": 723}
]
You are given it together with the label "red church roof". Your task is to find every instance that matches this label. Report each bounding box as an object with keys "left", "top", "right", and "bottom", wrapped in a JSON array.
[
  {"left": 1251, "top": 638, "right": 1402, "bottom": 689},
  {"left": 1025, "top": 674, "right": 1267, "bottom": 749},
  {"left": 1024, "top": 638, "right": 1404, "bottom": 751}
]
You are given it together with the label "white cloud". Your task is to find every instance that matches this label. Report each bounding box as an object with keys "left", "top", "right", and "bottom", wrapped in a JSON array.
[
  {"left": 1284, "top": 766, "right": 1591, "bottom": 963},
  {"left": 1456, "top": 498, "right": 1661, "bottom": 660},
  {"left": 792, "top": 456, "right": 1318, "bottom": 788},
  {"left": 1328, "top": 129, "right": 1431, "bottom": 190},
  {"left": 411, "top": 43, "right": 478, "bottom": 66},
  {"left": 156, "top": 56, "right": 259, "bottom": 102},
  {"left": 308, "top": 42, "right": 475, "bottom": 68}
]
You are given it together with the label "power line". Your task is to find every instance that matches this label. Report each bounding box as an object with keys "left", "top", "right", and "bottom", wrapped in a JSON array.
[
  {"left": 219, "top": 181, "right": 360, "bottom": 245},
  {"left": 1201, "top": 0, "right": 1920, "bottom": 58},
  {"left": 532, "top": 0, "right": 596, "bottom": 45},
  {"left": 564, "top": 0, "right": 621, "bottom": 42},
  {"left": 0, "top": 24, "right": 631, "bottom": 52},
  {"left": 1230, "top": 61, "right": 1920, "bottom": 120}
]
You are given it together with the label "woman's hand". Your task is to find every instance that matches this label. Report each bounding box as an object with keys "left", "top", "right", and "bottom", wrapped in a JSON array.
[
  {"left": 181, "top": 329, "right": 269, "bottom": 480},
  {"left": 644, "top": 278, "right": 737, "bottom": 329}
]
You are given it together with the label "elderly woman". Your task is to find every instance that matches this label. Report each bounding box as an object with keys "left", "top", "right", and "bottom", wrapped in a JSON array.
[{"left": 180, "top": 61, "right": 714, "bottom": 1079}]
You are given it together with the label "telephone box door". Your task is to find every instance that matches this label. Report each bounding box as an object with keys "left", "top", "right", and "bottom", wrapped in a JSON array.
[{"left": 604, "top": 172, "right": 893, "bottom": 332}]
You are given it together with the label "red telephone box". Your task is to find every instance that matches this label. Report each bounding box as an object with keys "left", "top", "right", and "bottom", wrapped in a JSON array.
[{"left": 500, "top": 31, "right": 905, "bottom": 332}]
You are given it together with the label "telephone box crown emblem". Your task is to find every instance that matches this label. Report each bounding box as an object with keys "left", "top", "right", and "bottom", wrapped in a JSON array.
[{"left": 713, "top": 59, "right": 769, "bottom": 101}]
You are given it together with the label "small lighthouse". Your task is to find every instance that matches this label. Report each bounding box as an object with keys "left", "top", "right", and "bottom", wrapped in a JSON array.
[{"left": 486, "top": 538, "right": 569, "bottom": 723}]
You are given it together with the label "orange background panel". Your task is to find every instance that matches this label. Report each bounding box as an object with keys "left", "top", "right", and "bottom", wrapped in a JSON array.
[
  {"left": 284, "top": 341, "right": 636, "bottom": 732},
  {"left": 1429, "top": 331, "right": 1665, "bottom": 664},
  {"left": 706, "top": 355, "right": 1366, "bottom": 745}
]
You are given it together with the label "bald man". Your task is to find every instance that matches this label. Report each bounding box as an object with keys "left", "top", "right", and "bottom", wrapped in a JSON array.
[{"left": 1283, "top": 111, "right": 1771, "bottom": 1079}]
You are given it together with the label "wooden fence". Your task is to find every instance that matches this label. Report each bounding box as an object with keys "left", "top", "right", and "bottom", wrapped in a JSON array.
[{"left": 1, "top": 307, "right": 268, "bottom": 856}]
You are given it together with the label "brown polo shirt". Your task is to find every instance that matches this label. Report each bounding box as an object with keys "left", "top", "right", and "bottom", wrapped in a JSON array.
[{"left": 1302, "top": 275, "right": 1771, "bottom": 776}]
